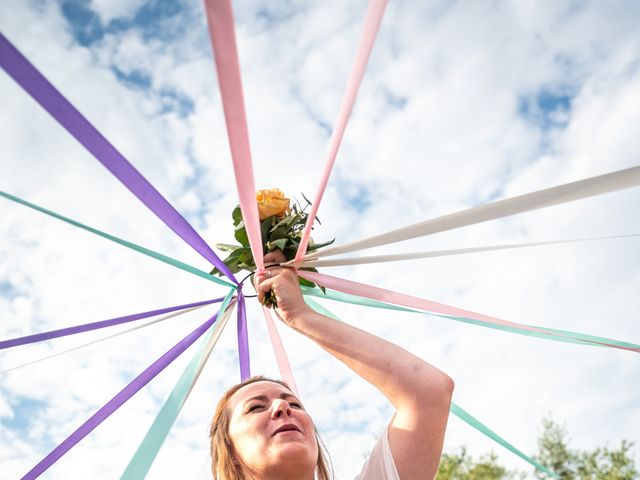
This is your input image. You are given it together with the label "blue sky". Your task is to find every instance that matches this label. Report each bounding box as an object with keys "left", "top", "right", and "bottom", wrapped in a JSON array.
[{"left": 1, "top": 0, "right": 640, "bottom": 478}]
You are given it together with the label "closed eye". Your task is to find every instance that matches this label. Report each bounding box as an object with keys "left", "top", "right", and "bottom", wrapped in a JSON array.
[
  {"left": 247, "top": 404, "right": 265, "bottom": 413},
  {"left": 290, "top": 402, "right": 303, "bottom": 409}
]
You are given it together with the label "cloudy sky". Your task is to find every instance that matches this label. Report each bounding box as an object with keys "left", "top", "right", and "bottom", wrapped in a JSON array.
[{"left": 1, "top": 0, "right": 639, "bottom": 478}]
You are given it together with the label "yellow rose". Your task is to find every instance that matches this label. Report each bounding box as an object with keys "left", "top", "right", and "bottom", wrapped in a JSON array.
[{"left": 256, "top": 189, "right": 290, "bottom": 220}]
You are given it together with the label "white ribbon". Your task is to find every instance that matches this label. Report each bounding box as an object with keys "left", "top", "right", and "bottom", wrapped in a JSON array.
[
  {"left": 306, "top": 165, "right": 640, "bottom": 259},
  {"left": 295, "top": 233, "right": 640, "bottom": 268}
]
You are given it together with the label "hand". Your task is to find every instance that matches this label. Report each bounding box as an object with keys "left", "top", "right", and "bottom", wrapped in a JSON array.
[{"left": 254, "top": 251, "right": 312, "bottom": 325}]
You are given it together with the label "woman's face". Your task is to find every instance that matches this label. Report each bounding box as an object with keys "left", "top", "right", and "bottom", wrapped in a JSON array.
[{"left": 227, "top": 381, "right": 318, "bottom": 476}]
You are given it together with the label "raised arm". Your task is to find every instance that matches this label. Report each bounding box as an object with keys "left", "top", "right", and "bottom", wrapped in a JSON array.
[{"left": 255, "top": 251, "right": 454, "bottom": 480}]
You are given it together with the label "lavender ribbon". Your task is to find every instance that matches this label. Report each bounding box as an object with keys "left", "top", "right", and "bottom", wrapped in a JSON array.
[
  {"left": 0, "top": 298, "right": 223, "bottom": 350},
  {"left": 0, "top": 33, "right": 236, "bottom": 283},
  {"left": 237, "top": 291, "right": 251, "bottom": 380},
  {"left": 20, "top": 310, "right": 220, "bottom": 480}
]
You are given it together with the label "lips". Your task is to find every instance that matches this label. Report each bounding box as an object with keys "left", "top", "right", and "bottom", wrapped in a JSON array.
[{"left": 272, "top": 423, "right": 302, "bottom": 436}]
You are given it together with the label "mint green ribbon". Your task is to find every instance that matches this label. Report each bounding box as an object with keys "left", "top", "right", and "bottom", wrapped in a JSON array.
[
  {"left": 0, "top": 191, "right": 233, "bottom": 289},
  {"left": 301, "top": 287, "right": 639, "bottom": 351},
  {"left": 120, "top": 288, "right": 236, "bottom": 479},
  {"left": 4, "top": 190, "right": 635, "bottom": 353},
  {"left": 449, "top": 403, "right": 559, "bottom": 478},
  {"left": 304, "top": 295, "right": 559, "bottom": 478}
]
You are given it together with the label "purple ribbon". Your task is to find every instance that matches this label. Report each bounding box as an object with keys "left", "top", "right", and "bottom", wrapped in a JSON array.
[
  {"left": 0, "top": 298, "right": 223, "bottom": 350},
  {"left": 20, "top": 310, "right": 220, "bottom": 480},
  {"left": 0, "top": 33, "right": 237, "bottom": 283},
  {"left": 237, "top": 291, "right": 250, "bottom": 380}
]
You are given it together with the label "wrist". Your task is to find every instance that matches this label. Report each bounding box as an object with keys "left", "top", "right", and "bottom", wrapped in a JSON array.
[{"left": 279, "top": 304, "right": 316, "bottom": 328}]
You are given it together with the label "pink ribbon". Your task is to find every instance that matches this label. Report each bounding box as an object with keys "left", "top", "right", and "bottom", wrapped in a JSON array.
[
  {"left": 297, "top": 270, "right": 639, "bottom": 352},
  {"left": 203, "top": 0, "right": 264, "bottom": 272},
  {"left": 262, "top": 307, "right": 299, "bottom": 397},
  {"left": 295, "top": 0, "right": 388, "bottom": 261}
]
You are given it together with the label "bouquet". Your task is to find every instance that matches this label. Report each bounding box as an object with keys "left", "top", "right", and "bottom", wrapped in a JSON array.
[{"left": 210, "top": 189, "right": 333, "bottom": 307}]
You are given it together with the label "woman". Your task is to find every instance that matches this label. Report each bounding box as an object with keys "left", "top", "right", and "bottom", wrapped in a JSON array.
[{"left": 210, "top": 251, "right": 454, "bottom": 479}]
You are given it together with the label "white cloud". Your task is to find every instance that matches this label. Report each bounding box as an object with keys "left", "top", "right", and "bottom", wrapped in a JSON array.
[
  {"left": 90, "top": 0, "right": 148, "bottom": 24},
  {"left": 1, "top": 0, "right": 639, "bottom": 478}
]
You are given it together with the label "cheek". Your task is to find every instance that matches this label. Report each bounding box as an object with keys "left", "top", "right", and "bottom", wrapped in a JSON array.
[{"left": 229, "top": 418, "right": 266, "bottom": 460}]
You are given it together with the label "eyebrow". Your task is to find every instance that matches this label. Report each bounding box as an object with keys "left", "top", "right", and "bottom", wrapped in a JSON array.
[{"left": 243, "top": 393, "right": 300, "bottom": 405}]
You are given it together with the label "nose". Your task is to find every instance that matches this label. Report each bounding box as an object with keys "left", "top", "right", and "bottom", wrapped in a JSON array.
[{"left": 271, "top": 399, "right": 292, "bottom": 418}]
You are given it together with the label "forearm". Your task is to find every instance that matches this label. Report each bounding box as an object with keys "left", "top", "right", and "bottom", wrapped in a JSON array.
[{"left": 287, "top": 308, "right": 453, "bottom": 409}]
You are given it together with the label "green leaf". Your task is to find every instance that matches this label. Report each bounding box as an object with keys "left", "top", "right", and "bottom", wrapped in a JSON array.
[
  {"left": 215, "top": 243, "right": 242, "bottom": 252},
  {"left": 269, "top": 225, "right": 288, "bottom": 241},
  {"left": 228, "top": 247, "right": 251, "bottom": 259},
  {"left": 232, "top": 205, "right": 243, "bottom": 226},
  {"left": 307, "top": 237, "right": 335, "bottom": 251},
  {"left": 234, "top": 225, "right": 249, "bottom": 247},
  {"left": 266, "top": 238, "right": 288, "bottom": 251},
  {"left": 223, "top": 255, "right": 240, "bottom": 268},
  {"left": 298, "top": 277, "right": 316, "bottom": 289},
  {"left": 272, "top": 214, "right": 299, "bottom": 232},
  {"left": 229, "top": 263, "right": 244, "bottom": 274},
  {"left": 239, "top": 250, "right": 254, "bottom": 265},
  {"left": 260, "top": 216, "right": 275, "bottom": 245}
]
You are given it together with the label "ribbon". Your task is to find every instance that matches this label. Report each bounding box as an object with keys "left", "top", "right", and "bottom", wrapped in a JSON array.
[
  {"left": 303, "top": 297, "right": 559, "bottom": 478},
  {"left": 298, "top": 272, "right": 640, "bottom": 353},
  {"left": 1, "top": 306, "right": 208, "bottom": 376},
  {"left": 295, "top": 0, "right": 388, "bottom": 261},
  {"left": 295, "top": 233, "right": 640, "bottom": 268},
  {"left": 20, "top": 307, "right": 224, "bottom": 480},
  {"left": 203, "top": 0, "right": 264, "bottom": 272},
  {"left": 450, "top": 403, "right": 559, "bottom": 478},
  {"left": 120, "top": 290, "right": 236, "bottom": 479},
  {"left": 309, "top": 165, "right": 640, "bottom": 259},
  {"left": 0, "top": 33, "right": 236, "bottom": 283},
  {"left": 0, "top": 191, "right": 233, "bottom": 288},
  {"left": 303, "top": 297, "right": 340, "bottom": 320},
  {"left": 262, "top": 307, "right": 299, "bottom": 397},
  {"left": 302, "top": 287, "right": 640, "bottom": 350},
  {"left": 303, "top": 287, "right": 640, "bottom": 350},
  {"left": 237, "top": 291, "right": 251, "bottom": 380},
  {"left": 0, "top": 298, "right": 224, "bottom": 350}
]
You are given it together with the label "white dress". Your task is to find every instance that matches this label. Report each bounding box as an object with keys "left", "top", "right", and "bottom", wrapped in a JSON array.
[{"left": 354, "top": 428, "right": 400, "bottom": 479}]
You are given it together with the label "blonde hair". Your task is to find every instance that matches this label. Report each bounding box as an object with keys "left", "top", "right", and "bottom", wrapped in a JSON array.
[{"left": 209, "top": 375, "right": 333, "bottom": 479}]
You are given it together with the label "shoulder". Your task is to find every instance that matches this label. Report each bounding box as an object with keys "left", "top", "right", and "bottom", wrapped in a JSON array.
[{"left": 354, "top": 428, "right": 400, "bottom": 480}]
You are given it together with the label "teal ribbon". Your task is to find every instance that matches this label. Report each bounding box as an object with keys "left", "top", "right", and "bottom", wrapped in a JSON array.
[
  {"left": 450, "top": 403, "right": 559, "bottom": 479},
  {"left": 120, "top": 288, "right": 236, "bottom": 479},
  {"left": 304, "top": 295, "right": 559, "bottom": 478},
  {"left": 301, "top": 286, "right": 639, "bottom": 351},
  {"left": 0, "top": 191, "right": 233, "bottom": 289}
]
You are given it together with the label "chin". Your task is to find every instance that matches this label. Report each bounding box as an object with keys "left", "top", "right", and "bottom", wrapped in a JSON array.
[{"left": 274, "top": 443, "right": 318, "bottom": 463}]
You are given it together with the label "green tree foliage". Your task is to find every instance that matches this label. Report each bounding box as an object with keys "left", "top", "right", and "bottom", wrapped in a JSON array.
[
  {"left": 436, "top": 417, "right": 638, "bottom": 479},
  {"left": 534, "top": 417, "right": 638, "bottom": 480},
  {"left": 437, "top": 447, "right": 522, "bottom": 479}
]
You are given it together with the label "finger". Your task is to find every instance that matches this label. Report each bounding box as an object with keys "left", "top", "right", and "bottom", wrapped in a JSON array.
[
  {"left": 264, "top": 249, "right": 287, "bottom": 264},
  {"left": 255, "top": 277, "right": 277, "bottom": 303},
  {"left": 254, "top": 270, "right": 269, "bottom": 289}
]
